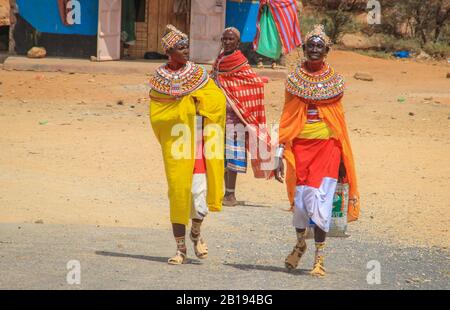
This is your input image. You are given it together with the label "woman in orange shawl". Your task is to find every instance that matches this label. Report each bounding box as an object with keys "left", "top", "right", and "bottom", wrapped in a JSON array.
[{"left": 274, "top": 25, "right": 360, "bottom": 277}]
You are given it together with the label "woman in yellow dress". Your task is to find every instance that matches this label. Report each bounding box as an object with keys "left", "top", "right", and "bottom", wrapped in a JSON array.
[{"left": 149, "top": 25, "right": 226, "bottom": 265}]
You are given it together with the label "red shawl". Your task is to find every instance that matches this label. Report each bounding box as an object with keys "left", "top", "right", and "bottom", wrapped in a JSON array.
[{"left": 212, "top": 50, "right": 272, "bottom": 179}]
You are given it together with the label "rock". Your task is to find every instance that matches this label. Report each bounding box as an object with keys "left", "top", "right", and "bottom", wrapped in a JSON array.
[
  {"left": 447, "top": 73, "right": 450, "bottom": 79},
  {"left": 130, "top": 105, "right": 135, "bottom": 109},
  {"left": 417, "top": 50, "right": 431, "bottom": 60},
  {"left": 88, "top": 79, "right": 95, "bottom": 83},
  {"left": 424, "top": 97, "right": 433, "bottom": 101},
  {"left": 90, "top": 56, "right": 97, "bottom": 62},
  {"left": 34, "top": 219, "right": 44, "bottom": 224},
  {"left": 117, "top": 100, "right": 124, "bottom": 106},
  {"left": 27, "top": 47, "right": 47, "bottom": 59},
  {"left": 354, "top": 72, "right": 374, "bottom": 81},
  {"left": 409, "top": 112, "right": 415, "bottom": 116}
]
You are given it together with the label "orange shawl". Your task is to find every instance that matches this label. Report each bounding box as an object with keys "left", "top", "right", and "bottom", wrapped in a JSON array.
[{"left": 279, "top": 91, "right": 360, "bottom": 222}]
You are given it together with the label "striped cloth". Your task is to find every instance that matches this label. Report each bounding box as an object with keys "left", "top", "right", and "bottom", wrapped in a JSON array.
[
  {"left": 212, "top": 51, "right": 266, "bottom": 128},
  {"left": 212, "top": 50, "right": 272, "bottom": 179},
  {"left": 253, "top": 0, "right": 302, "bottom": 55},
  {"left": 306, "top": 105, "right": 321, "bottom": 123},
  {"left": 225, "top": 132, "right": 247, "bottom": 173}
]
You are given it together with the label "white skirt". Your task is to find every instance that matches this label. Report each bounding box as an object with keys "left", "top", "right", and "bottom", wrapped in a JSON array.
[
  {"left": 191, "top": 173, "right": 208, "bottom": 220},
  {"left": 293, "top": 177, "right": 337, "bottom": 232}
]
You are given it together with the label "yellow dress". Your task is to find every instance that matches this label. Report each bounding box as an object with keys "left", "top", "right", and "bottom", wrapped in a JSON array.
[{"left": 150, "top": 79, "right": 226, "bottom": 225}]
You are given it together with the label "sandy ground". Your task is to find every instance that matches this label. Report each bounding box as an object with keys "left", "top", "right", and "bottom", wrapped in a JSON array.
[{"left": 0, "top": 50, "right": 449, "bottom": 254}]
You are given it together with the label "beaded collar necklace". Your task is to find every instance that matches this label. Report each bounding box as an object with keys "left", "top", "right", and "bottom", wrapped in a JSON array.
[
  {"left": 286, "top": 61, "right": 345, "bottom": 100},
  {"left": 149, "top": 61, "right": 209, "bottom": 98}
]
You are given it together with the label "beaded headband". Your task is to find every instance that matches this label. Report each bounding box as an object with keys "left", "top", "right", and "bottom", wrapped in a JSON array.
[
  {"left": 161, "top": 24, "right": 189, "bottom": 53},
  {"left": 223, "top": 27, "right": 241, "bottom": 40},
  {"left": 305, "top": 24, "right": 332, "bottom": 47}
]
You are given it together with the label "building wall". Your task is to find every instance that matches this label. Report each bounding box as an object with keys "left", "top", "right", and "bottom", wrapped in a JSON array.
[
  {"left": 225, "top": 0, "right": 259, "bottom": 43},
  {"left": 128, "top": 0, "right": 190, "bottom": 58},
  {"left": 148, "top": 0, "right": 190, "bottom": 55},
  {"left": 13, "top": 0, "right": 98, "bottom": 58}
]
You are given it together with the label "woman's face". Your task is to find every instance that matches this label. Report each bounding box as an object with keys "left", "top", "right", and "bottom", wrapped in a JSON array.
[
  {"left": 304, "top": 37, "right": 329, "bottom": 62},
  {"left": 167, "top": 42, "right": 190, "bottom": 65},
  {"left": 222, "top": 31, "right": 240, "bottom": 54}
]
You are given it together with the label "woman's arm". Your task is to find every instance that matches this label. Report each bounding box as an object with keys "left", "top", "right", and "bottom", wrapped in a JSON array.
[{"left": 274, "top": 144, "right": 285, "bottom": 183}]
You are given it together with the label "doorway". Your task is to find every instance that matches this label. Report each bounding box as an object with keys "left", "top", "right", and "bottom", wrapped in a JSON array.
[
  {"left": 127, "top": 0, "right": 190, "bottom": 59},
  {"left": 0, "top": 0, "right": 10, "bottom": 52},
  {"left": 0, "top": 26, "right": 8, "bottom": 51},
  {"left": 121, "top": 0, "right": 146, "bottom": 58}
]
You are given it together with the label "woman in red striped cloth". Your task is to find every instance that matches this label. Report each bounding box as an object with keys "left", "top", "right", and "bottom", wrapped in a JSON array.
[{"left": 211, "top": 27, "right": 272, "bottom": 207}]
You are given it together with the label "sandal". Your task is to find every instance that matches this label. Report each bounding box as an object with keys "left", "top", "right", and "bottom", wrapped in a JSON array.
[
  {"left": 222, "top": 197, "right": 238, "bottom": 207},
  {"left": 167, "top": 250, "right": 187, "bottom": 265},
  {"left": 285, "top": 242, "right": 307, "bottom": 271},
  {"left": 310, "top": 256, "right": 326, "bottom": 277},
  {"left": 190, "top": 233, "right": 208, "bottom": 259}
]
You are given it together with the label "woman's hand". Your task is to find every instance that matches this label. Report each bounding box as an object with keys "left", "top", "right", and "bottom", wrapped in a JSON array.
[{"left": 274, "top": 157, "right": 285, "bottom": 183}]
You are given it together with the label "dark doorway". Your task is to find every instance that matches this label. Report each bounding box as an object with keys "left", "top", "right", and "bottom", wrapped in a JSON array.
[
  {"left": 0, "top": 26, "right": 9, "bottom": 51},
  {"left": 135, "top": 0, "right": 146, "bottom": 22}
]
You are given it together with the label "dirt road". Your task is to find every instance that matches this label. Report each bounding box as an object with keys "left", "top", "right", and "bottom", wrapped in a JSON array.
[{"left": 0, "top": 51, "right": 449, "bottom": 289}]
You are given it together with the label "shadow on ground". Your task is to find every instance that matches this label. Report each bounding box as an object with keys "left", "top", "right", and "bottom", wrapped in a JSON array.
[
  {"left": 95, "top": 250, "right": 202, "bottom": 265},
  {"left": 223, "top": 262, "right": 310, "bottom": 276}
]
